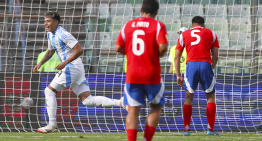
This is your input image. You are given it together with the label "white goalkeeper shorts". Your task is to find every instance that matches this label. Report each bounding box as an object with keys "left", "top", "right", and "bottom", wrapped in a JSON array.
[{"left": 49, "top": 64, "right": 89, "bottom": 96}]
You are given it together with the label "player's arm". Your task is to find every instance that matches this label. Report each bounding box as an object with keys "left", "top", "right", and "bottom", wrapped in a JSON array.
[
  {"left": 211, "top": 47, "right": 219, "bottom": 69},
  {"left": 115, "top": 45, "right": 125, "bottom": 55},
  {"left": 174, "top": 49, "right": 183, "bottom": 77},
  {"left": 175, "top": 35, "right": 185, "bottom": 87},
  {"left": 38, "top": 39, "right": 55, "bottom": 66},
  {"left": 38, "top": 49, "right": 55, "bottom": 66},
  {"left": 211, "top": 31, "right": 220, "bottom": 69},
  {"left": 169, "top": 63, "right": 173, "bottom": 73},
  {"left": 159, "top": 44, "right": 168, "bottom": 57},
  {"left": 33, "top": 49, "right": 55, "bottom": 73},
  {"left": 56, "top": 43, "right": 83, "bottom": 70},
  {"left": 158, "top": 23, "right": 168, "bottom": 57},
  {"left": 115, "top": 25, "right": 126, "bottom": 55},
  {"left": 175, "top": 49, "right": 184, "bottom": 87},
  {"left": 168, "top": 49, "right": 173, "bottom": 73}
]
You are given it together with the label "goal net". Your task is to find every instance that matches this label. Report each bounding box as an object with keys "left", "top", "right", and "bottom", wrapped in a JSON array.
[{"left": 0, "top": 0, "right": 261, "bottom": 133}]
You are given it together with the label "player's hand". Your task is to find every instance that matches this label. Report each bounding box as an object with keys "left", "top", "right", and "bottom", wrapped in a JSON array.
[
  {"left": 55, "top": 62, "right": 67, "bottom": 70},
  {"left": 33, "top": 64, "right": 41, "bottom": 73},
  {"left": 177, "top": 76, "right": 184, "bottom": 87}
]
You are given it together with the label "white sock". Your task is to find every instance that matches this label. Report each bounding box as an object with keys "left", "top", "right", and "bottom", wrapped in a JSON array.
[
  {"left": 114, "top": 99, "right": 121, "bottom": 107},
  {"left": 45, "top": 87, "right": 57, "bottom": 126},
  {"left": 82, "top": 95, "right": 120, "bottom": 107}
]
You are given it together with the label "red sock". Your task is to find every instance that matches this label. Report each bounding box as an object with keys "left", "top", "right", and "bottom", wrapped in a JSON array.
[
  {"left": 127, "top": 129, "right": 138, "bottom": 141},
  {"left": 183, "top": 104, "right": 192, "bottom": 132},
  {"left": 143, "top": 125, "right": 156, "bottom": 141},
  {"left": 206, "top": 102, "right": 216, "bottom": 131}
]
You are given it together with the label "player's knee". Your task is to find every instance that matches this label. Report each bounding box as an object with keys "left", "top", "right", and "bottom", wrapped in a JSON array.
[
  {"left": 206, "top": 93, "right": 215, "bottom": 103},
  {"left": 44, "top": 87, "right": 56, "bottom": 97},
  {"left": 127, "top": 108, "right": 140, "bottom": 117},
  {"left": 82, "top": 95, "right": 95, "bottom": 106},
  {"left": 185, "top": 94, "right": 193, "bottom": 101}
]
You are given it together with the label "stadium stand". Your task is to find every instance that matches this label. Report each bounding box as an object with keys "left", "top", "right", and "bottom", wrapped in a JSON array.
[
  {"left": 228, "top": 4, "right": 251, "bottom": 18},
  {"left": 181, "top": 4, "right": 204, "bottom": 17},
  {"left": 215, "top": 31, "right": 230, "bottom": 49},
  {"left": 205, "top": 17, "right": 228, "bottom": 32},
  {"left": 230, "top": 32, "right": 252, "bottom": 47},
  {"left": 158, "top": 4, "right": 180, "bottom": 19},
  {"left": 110, "top": 3, "right": 133, "bottom": 16},
  {"left": 205, "top": 4, "right": 227, "bottom": 18},
  {"left": 229, "top": 18, "right": 251, "bottom": 33}
]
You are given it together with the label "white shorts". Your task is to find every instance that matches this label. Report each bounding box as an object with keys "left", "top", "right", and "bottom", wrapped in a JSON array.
[{"left": 50, "top": 64, "right": 89, "bottom": 96}]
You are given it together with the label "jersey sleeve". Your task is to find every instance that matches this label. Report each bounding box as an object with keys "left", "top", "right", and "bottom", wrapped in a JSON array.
[
  {"left": 157, "top": 23, "right": 168, "bottom": 44},
  {"left": 211, "top": 31, "right": 220, "bottom": 48},
  {"left": 47, "top": 39, "right": 54, "bottom": 50},
  {"left": 176, "top": 34, "right": 185, "bottom": 51},
  {"left": 116, "top": 24, "right": 126, "bottom": 47},
  {"left": 47, "top": 33, "right": 54, "bottom": 50},
  {"left": 64, "top": 33, "right": 78, "bottom": 48}
]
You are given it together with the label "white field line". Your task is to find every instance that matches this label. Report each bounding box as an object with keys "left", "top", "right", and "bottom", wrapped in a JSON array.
[{"left": 1, "top": 136, "right": 22, "bottom": 138}]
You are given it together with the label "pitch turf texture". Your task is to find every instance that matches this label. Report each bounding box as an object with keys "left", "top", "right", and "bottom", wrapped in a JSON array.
[{"left": 0, "top": 132, "right": 261, "bottom": 141}]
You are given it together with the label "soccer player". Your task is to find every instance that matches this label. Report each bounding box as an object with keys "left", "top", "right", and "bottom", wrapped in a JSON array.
[
  {"left": 33, "top": 11, "right": 125, "bottom": 133},
  {"left": 175, "top": 16, "right": 219, "bottom": 136},
  {"left": 115, "top": 0, "right": 168, "bottom": 140},
  {"left": 168, "top": 27, "right": 187, "bottom": 73}
]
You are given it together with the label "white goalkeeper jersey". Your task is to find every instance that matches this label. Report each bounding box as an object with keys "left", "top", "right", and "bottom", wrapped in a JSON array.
[{"left": 47, "top": 26, "right": 83, "bottom": 68}]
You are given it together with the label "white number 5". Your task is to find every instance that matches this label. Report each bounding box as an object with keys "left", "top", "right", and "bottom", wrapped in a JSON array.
[
  {"left": 132, "top": 30, "right": 145, "bottom": 56},
  {"left": 191, "top": 30, "right": 201, "bottom": 45}
]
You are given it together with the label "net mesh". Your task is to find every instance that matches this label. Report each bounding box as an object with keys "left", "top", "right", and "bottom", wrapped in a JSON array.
[{"left": 0, "top": 0, "right": 261, "bottom": 133}]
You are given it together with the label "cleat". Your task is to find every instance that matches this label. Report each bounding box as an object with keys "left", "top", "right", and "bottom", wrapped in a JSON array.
[
  {"left": 183, "top": 131, "right": 190, "bottom": 136},
  {"left": 120, "top": 97, "right": 128, "bottom": 111},
  {"left": 37, "top": 124, "right": 58, "bottom": 133},
  {"left": 207, "top": 130, "right": 219, "bottom": 136}
]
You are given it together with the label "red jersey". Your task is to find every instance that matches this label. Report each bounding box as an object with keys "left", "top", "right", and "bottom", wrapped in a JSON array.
[
  {"left": 116, "top": 17, "right": 168, "bottom": 84},
  {"left": 176, "top": 26, "right": 219, "bottom": 64}
]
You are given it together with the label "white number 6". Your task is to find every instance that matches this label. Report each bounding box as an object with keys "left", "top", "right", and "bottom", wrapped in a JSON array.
[
  {"left": 132, "top": 30, "right": 145, "bottom": 56},
  {"left": 191, "top": 30, "right": 201, "bottom": 45}
]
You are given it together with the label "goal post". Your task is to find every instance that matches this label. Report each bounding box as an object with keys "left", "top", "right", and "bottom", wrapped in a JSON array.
[{"left": 0, "top": 0, "right": 261, "bottom": 133}]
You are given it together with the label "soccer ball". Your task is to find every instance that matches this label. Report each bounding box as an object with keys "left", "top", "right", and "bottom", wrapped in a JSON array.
[{"left": 21, "top": 97, "right": 34, "bottom": 110}]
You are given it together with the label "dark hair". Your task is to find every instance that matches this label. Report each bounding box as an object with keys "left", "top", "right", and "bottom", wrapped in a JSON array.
[
  {"left": 142, "top": 0, "right": 159, "bottom": 15},
  {"left": 44, "top": 11, "right": 60, "bottom": 23},
  {"left": 192, "top": 16, "right": 205, "bottom": 25}
]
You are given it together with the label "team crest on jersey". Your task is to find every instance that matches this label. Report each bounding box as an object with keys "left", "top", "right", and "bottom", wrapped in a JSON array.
[{"left": 55, "top": 40, "right": 59, "bottom": 46}]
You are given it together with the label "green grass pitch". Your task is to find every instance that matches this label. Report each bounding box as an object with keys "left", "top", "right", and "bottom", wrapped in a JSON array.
[{"left": 0, "top": 132, "right": 261, "bottom": 141}]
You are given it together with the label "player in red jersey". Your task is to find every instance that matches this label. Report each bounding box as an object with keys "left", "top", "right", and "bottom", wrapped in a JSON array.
[
  {"left": 175, "top": 16, "right": 219, "bottom": 136},
  {"left": 115, "top": 0, "right": 168, "bottom": 140}
]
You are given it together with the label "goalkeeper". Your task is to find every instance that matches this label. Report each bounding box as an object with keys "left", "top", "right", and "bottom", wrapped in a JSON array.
[
  {"left": 33, "top": 11, "right": 125, "bottom": 133},
  {"left": 175, "top": 16, "right": 219, "bottom": 136}
]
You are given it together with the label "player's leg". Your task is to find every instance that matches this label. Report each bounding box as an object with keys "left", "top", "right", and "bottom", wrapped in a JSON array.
[
  {"left": 71, "top": 82, "right": 124, "bottom": 108},
  {"left": 205, "top": 93, "right": 218, "bottom": 135},
  {"left": 37, "top": 81, "right": 65, "bottom": 133},
  {"left": 126, "top": 106, "right": 141, "bottom": 141},
  {"left": 143, "top": 81, "right": 165, "bottom": 141},
  {"left": 199, "top": 62, "right": 218, "bottom": 135},
  {"left": 124, "top": 83, "right": 145, "bottom": 141},
  {"left": 144, "top": 104, "right": 162, "bottom": 141},
  {"left": 183, "top": 90, "right": 194, "bottom": 136},
  {"left": 70, "top": 66, "right": 125, "bottom": 108},
  {"left": 182, "top": 61, "right": 200, "bottom": 135}
]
